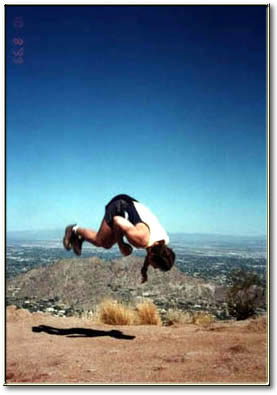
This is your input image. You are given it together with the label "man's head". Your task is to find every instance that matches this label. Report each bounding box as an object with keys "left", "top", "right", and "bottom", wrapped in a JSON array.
[
  {"left": 141, "top": 241, "right": 175, "bottom": 283},
  {"left": 147, "top": 241, "right": 175, "bottom": 271}
]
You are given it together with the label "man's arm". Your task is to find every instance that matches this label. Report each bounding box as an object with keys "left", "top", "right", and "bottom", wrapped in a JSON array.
[
  {"left": 141, "top": 256, "right": 150, "bottom": 283},
  {"left": 113, "top": 220, "right": 133, "bottom": 256},
  {"left": 113, "top": 216, "right": 149, "bottom": 248}
]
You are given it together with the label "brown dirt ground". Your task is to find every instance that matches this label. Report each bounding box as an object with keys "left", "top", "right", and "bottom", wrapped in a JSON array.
[{"left": 5, "top": 306, "right": 268, "bottom": 385}]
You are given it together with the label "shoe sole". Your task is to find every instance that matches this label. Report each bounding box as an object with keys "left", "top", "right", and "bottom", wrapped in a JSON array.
[
  {"left": 63, "top": 236, "right": 72, "bottom": 250},
  {"left": 63, "top": 225, "right": 75, "bottom": 250},
  {"left": 72, "top": 235, "right": 82, "bottom": 256}
]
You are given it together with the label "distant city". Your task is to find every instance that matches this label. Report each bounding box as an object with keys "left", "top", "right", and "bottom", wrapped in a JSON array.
[{"left": 6, "top": 232, "right": 267, "bottom": 286}]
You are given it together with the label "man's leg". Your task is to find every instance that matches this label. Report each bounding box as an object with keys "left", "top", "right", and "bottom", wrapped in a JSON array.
[
  {"left": 76, "top": 218, "right": 116, "bottom": 249},
  {"left": 64, "top": 215, "right": 149, "bottom": 255},
  {"left": 76, "top": 221, "right": 132, "bottom": 256}
]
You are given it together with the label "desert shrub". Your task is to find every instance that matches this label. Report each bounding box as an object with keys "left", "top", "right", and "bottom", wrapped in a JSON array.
[
  {"left": 165, "top": 309, "right": 193, "bottom": 326},
  {"left": 98, "top": 299, "right": 135, "bottom": 325},
  {"left": 135, "top": 300, "right": 162, "bottom": 325},
  {"left": 227, "top": 268, "right": 265, "bottom": 320}
]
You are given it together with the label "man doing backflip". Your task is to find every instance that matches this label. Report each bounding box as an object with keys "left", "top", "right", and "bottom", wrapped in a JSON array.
[{"left": 63, "top": 194, "right": 175, "bottom": 283}]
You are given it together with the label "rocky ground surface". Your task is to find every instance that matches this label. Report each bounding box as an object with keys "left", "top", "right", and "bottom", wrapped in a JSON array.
[{"left": 5, "top": 306, "right": 268, "bottom": 385}]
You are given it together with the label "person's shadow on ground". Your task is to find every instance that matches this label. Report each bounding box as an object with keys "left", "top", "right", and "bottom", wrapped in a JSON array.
[{"left": 32, "top": 325, "right": 136, "bottom": 340}]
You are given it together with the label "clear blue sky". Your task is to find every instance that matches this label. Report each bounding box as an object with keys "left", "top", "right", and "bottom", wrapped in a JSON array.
[{"left": 6, "top": 5, "right": 267, "bottom": 236}]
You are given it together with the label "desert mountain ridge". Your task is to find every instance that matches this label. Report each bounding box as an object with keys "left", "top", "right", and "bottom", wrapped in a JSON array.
[{"left": 7, "top": 255, "right": 228, "bottom": 318}]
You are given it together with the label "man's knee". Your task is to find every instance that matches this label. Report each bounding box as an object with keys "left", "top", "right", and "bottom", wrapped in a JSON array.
[
  {"left": 96, "top": 237, "right": 113, "bottom": 249},
  {"left": 102, "top": 241, "right": 113, "bottom": 249},
  {"left": 102, "top": 243, "right": 113, "bottom": 250}
]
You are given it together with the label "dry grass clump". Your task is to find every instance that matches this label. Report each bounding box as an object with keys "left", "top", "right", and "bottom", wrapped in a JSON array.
[
  {"left": 165, "top": 309, "right": 194, "bottom": 325},
  {"left": 80, "top": 301, "right": 215, "bottom": 327},
  {"left": 98, "top": 299, "right": 136, "bottom": 325},
  {"left": 96, "top": 299, "right": 162, "bottom": 326},
  {"left": 192, "top": 311, "right": 215, "bottom": 326},
  {"left": 165, "top": 309, "right": 215, "bottom": 327},
  {"left": 135, "top": 300, "right": 162, "bottom": 326}
]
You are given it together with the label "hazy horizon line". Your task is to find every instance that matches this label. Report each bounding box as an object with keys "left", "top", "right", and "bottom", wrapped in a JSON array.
[{"left": 6, "top": 228, "right": 267, "bottom": 239}]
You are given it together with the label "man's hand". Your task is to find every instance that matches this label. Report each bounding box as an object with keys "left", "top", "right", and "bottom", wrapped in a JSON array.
[
  {"left": 141, "top": 256, "right": 150, "bottom": 283},
  {"left": 141, "top": 274, "right": 147, "bottom": 284},
  {"left": 118, "top": 242, "right": 133, "bottom": 256}
]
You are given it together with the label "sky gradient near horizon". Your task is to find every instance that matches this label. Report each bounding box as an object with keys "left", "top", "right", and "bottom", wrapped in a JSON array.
[{"left": 6, "top": 5, "right": 267, "bottom": 236}]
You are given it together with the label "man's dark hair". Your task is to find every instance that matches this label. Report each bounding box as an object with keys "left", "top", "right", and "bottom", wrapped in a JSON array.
[
  {"left": 150, "top": 244, "right": 175, "bottom": 271},
  {"left": 141, "top": 244, "right": 175, "bottom": 283}
]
